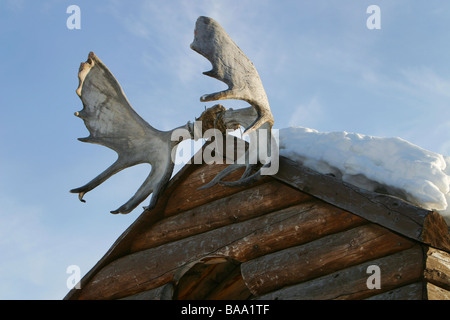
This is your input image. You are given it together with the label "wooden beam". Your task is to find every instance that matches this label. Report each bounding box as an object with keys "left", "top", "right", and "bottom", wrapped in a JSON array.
[
  {"left": 424, "top": 247, "right": 450, "bottom": 291},
  {"left": 130, "top": 181, "right": 311, "bottom": 252},
  {"left": 422, "top": 212, "right": 450, "bottom": 253},
  {"left": 241, "top": 224, "right": 415, "bottom": 296},
  {"left": 76, "top": 201, "right": 365, "bottom": 299},
  {"left": 119, "top": 283, "right": 174, "bottom": 300},
  {"left": 426, "top": 282, "right": 450, "bottom": 300},
  {"left": 257, "top": 246, "right": 423, "bottom": 300},
  {"left": 274, "top": 156, "right": 450, "bottom": 252},
  {"left": 164, "top": 162, "right": 268, "bottom": 216},
  {"left": 365, "top": 282, "right": 424, "bottom": 300},
  {"left": 218, "top": 201, "right": 367, "bottom": 262}
]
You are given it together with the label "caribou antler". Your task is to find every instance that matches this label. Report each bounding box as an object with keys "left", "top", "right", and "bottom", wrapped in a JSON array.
[
  {"left": 191, "top": 16, "right": 274, "bottom": 135},
  {"left": 71, "top": 52, "right": 190, "bottom": 214},
  {"left": 191, "top": 16, "right": 277, "bottom": 188}
]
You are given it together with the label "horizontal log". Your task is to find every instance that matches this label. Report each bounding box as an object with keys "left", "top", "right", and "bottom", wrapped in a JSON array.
[
  {"left": 422, "top": 211, "right": 450, "bottom": 252},
  {"left": 119, "top": 283, "right": 174, "bottom": 300},
  {"left": 257, "top": 246, "right": 423, "bottom": 300},
  {"left": 164, "top": 162, "right": 268, "bottom": 216},
  {"left": 77, "top": 201, "right": 364, "bottom": 299},
  {"left": 424, "top": 247, "right": 450, "bottom": 291},
  {"left": 216, "top": 202, "right": 366, "bottom": 262},
  {"left": 426, "top": 282, "right": 450, "bottom": 300},
  {"left": 130, "top": 181, "right": 311, "bottom": 252},
  {"left": 366, "top": 282, "right": 424, "bottom": 300},
  {"left": 241, "top": 224, "right": 415, "bottom": 296},
  {"left": 275, "top": 157, "right": 450, "bottom": 252}
]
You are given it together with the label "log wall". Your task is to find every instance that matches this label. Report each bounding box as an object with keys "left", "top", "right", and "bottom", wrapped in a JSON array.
[{"left": 69, "top": 161, "right": 450, "bottom": 300}]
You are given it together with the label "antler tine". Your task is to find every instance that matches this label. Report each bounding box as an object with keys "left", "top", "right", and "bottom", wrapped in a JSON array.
[
  {"left": 70, "top": 157, "right": 133, "bottom": 203},
  {"left": 191, "top": 16, "right": 274, "bottom": 135},
  {"left": 71, "top": 52, "right": 189, "bottom": 214},
  {"left": 197, "top": 115, "right": 277, "bottom": 190}
]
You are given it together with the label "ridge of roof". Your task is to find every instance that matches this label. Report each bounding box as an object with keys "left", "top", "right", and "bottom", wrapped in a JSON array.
[{"left": 274, "top": 156, "right": 450, "bottom": 252}]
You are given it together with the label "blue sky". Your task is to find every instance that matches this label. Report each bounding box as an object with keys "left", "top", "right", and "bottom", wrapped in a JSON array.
[{"left": 1, "top": 0, "right": 449, "bottom": 299}]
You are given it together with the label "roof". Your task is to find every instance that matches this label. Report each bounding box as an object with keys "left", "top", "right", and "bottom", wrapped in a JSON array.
[{"left": 64, "top": 144, "right": 450, "bottom": 300}]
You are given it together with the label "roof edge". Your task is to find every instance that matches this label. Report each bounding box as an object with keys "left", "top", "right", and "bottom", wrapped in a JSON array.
[
  {"left": 274, "top": 156, "right": 450, "bottom": 252},
  {"left": 64, "top": 146, "right": 450, "bottom": 299}
]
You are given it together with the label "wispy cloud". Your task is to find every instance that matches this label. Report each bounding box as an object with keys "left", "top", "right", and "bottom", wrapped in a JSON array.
[
  {"left": 104, "top": 0, "right": 274, "bottom": 83},
  {"left": 355, "top": 65, "right": 450, "bottom": 155},
  {"left": 289, "top": 96, "right": 325, "bottom": 129},
  {"left": 360, "top": 65, "right": 446, "bottom": 94},
  {"left": 400, "top": 67, "right": 450, "bottom": 100}
]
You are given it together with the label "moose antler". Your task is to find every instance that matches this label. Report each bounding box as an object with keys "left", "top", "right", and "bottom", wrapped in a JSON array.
[
  {"left": 191, "top": 16, "right": 274, "bottom": 135},
  {"left": 191, "top": 16, "right": 277, "bottom": 188},
  {"left": 70, "top": 17, "right": 277, "bottom": 214},
  {"left": 71, "top": 52, "right": 191, "bottom": 214}
]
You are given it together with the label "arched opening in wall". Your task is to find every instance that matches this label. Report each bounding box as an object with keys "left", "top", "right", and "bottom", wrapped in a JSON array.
[{"left": 173, "top": 257, "right": 253, "bottom": 300}]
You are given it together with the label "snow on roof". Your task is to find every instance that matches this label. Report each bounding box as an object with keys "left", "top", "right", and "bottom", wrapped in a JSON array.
[{"left": 279, "top": 127, "right": 450, "bottom": 224}]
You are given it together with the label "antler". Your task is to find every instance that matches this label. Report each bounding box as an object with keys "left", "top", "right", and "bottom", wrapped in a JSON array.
[
  {"left": 70, "top": 17, "right": 277, "bottom": 214},
  {"left": 191, "top": 16, "right": 274, "bottom": 135},
  {"left": 71, "top": 52, "right": 189, "bottom": 214},
  {"left": 191, "top": 17, "right": 277, "bottom": 188}
]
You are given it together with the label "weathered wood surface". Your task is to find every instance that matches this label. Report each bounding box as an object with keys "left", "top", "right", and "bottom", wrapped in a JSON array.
[
  {"left": 119, "top": 283, "right": 174, "bottom": 300},
  {"left": 366, "top": 282, "right": 424, "bottom": 300},
  {"left": 257, "top": 246, "right": 423, "bottom": 300},
  {"left": 274, "top": 156, "right": 450, "bottom": 252},
  {"left": 164, "top": 162, "right": 268, "bottom": 216},
  {"left": 216, "top": 201, "right": 366, "bottom": 262},
  {"left": 174, "top": 260, "right": 239, "bottom": 300},
  {"left": 424, "top": 247, "right": 450, "bottom": 291},
  {"left": 205, "top": 266, "right": 252, "bottom": 300},
  {"left": 130, "top": 180, "right": 311, "bottom": 252},
  {"left": 426, "top": 282, "right": 450, "bottom": 300},
  {"left": 422, "top": 212, "right": 450, "bottom": 252},
  {"left": 76, "top": 201, "right": 364, "bottom": 299},
  {"left": 241, "top": 224, "right": 415, "bottom": 296},
  {"left": 173, "top": 258, "right": 253, "bottom": 300}
]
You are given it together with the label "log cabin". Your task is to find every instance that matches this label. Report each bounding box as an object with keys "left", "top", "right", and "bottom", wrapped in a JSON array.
[{"left": 64, "top": 142, "right": 450, "bottom": 300}]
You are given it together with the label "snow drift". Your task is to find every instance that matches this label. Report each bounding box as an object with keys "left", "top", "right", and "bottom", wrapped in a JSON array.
[{"left": 279, "top": 127, "right": 450, "bottom": 223}]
